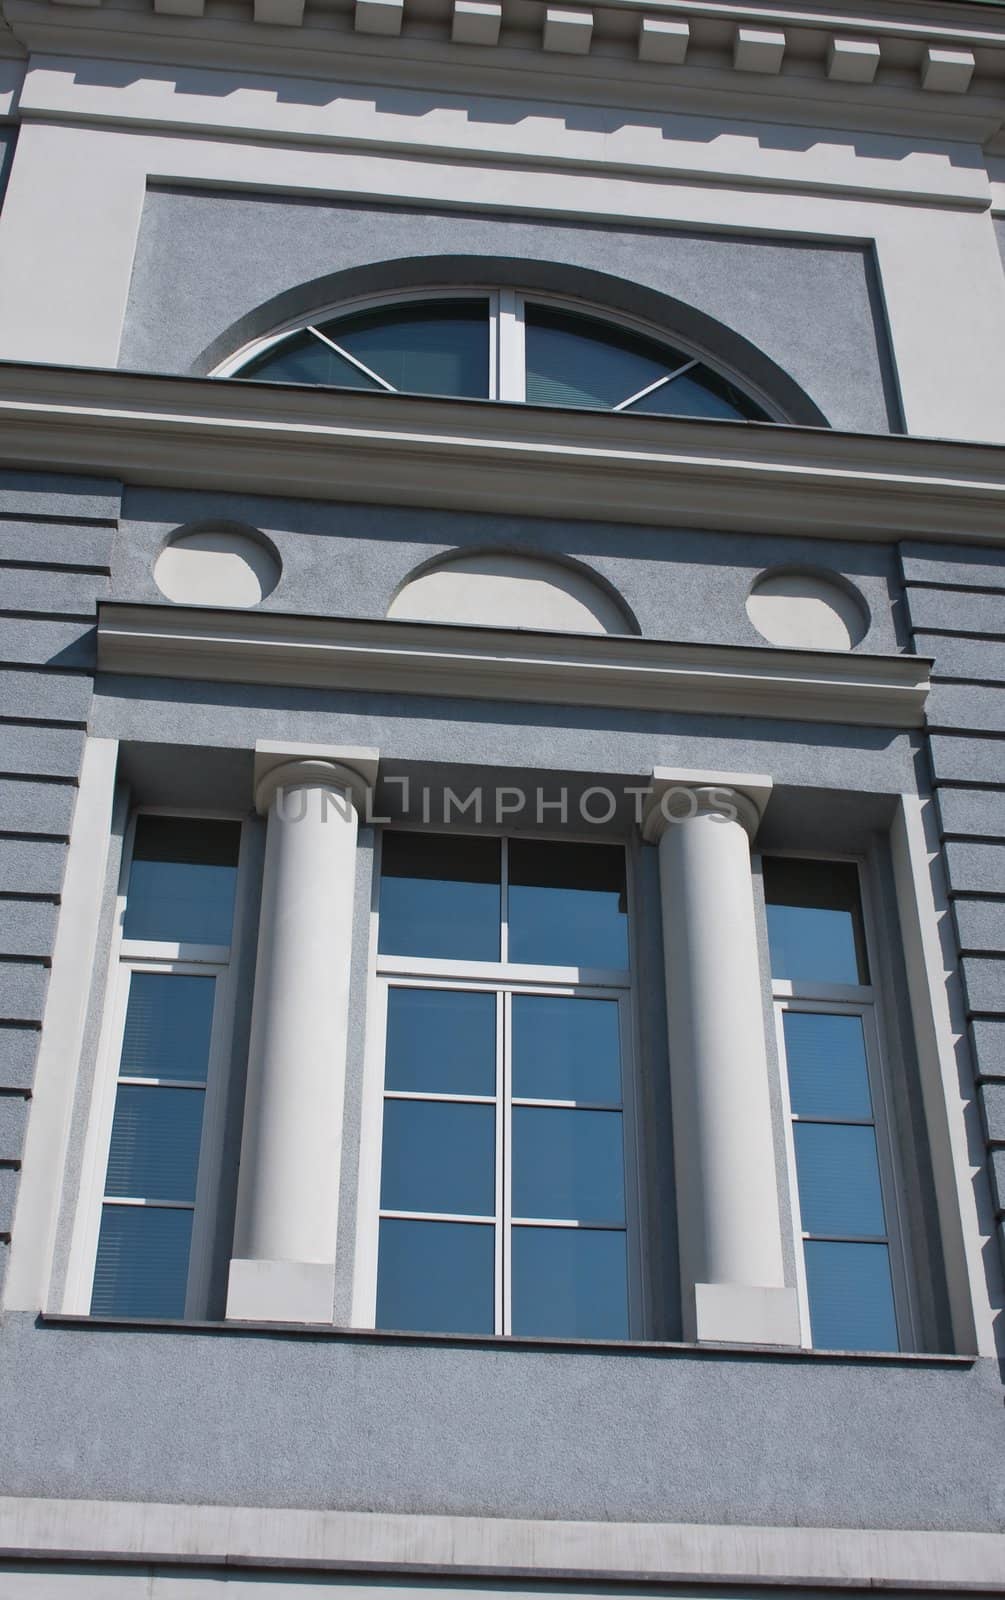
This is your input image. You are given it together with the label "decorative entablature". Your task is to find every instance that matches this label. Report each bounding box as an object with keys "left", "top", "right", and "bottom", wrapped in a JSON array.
[
  {"left": 5, "top": 0, "right": 1005, "bottom": 139},
  {"left": 2, "top": 360, "right": 1005, "bottom": 547}
]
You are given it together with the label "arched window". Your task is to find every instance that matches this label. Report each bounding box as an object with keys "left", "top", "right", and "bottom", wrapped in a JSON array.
[{"left": 221, "top": 292, "right": 774, "bottom": 422}]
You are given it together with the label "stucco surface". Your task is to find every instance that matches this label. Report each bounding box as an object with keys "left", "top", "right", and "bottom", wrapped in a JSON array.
[
  {"left": 116, "top": 488, "right": 904, "bottom": 656},
  {"left": 0, "top": 1315, "right": 1001, "bottom": 1529},
  {"left": 972, "top": 1020, "right": 1005, "bottom": 1075},
  {"left": 0, "top": 469, "right": 115, "bottom": 1267},
  {"left": 119, "top": 190, "right": 897, "bottom": 433},
  {"left": 899, "top": 539, "right": 1005, "bottom": 1280},
  {"left": 0, "top": 1094, "right": 28, "bottom": 1160},
  {"left": 89, "top": 679, "right": 919, "bottom": 797}
]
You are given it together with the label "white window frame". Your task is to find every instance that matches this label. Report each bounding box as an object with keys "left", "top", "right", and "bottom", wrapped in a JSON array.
[
  {"left": 214, "top": 287, "right": 784, "bottom": 421},
  {"left": 63, "top": 808, "right": 250, "bottom": 1319},
  {"left": 768, "top": 852, "right": 918, "bottom": 1352},
  {"left": 353, "top": 828, "right": 647, "bottom": 1339}
]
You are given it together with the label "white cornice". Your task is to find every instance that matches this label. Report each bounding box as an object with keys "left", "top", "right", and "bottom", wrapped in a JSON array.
[
  {"left": 96, "top": 603, "right": 932, "bottom": 727},
  {"left": 4, "top": 363, "right": 1005, "bottom": 545},
  {"left": 0, "top": 1493, "right": 1002, "bottom": 1589},
  {"left": 4, "top": 0, "right": 1005, "bottom": 144}
]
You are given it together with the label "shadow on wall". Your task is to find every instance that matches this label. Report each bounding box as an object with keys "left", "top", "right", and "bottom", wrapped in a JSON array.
[{"left": 66, "top": 56, "right": 988, "bottom": 170}]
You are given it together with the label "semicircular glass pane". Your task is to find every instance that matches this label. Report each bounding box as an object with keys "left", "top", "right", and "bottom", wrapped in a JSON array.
[
  {"left": 627, "top": 363, "right": 769, "bottom": 420},
  {"left": 238, "top": 329, "right": 381, "bottom": 390},
  {"left": 316, "top": 300, "right": 491, "bottom": 397},
  {"left": 524, "top": 305, "right": 687, "bottom": 409}
]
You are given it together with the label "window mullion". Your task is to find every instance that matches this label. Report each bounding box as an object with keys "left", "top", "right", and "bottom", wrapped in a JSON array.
[
  {"left": 496, "top": 289, "right": 525, "bottom": 403},
  {"left": 613, "top": 360, "right": 699, "bottom": 413},
  {"left": 306, "top": 326, "right": 397, "bottom": 391},
  {"left": 499, "top": 989, "right": 509, "bottom": 1338},
  {"left": 499, "top": 837, "right": 510, "bottom": 965},
  {"left": 773, "top": 1001, "right": 813, "bottom": 1346}
]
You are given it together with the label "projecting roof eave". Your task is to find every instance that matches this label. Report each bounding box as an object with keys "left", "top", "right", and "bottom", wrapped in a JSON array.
[{"left": 3, "top": 360, "right": 1005, "bottom": 546}]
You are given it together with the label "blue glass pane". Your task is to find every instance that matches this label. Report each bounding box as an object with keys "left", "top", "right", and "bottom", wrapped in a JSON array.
[
  {"left": 240, "top": 330, "right": 380, "bottom": 389},
  {"left": 379, "top": 832, "right": 500, "bottom": 961},
  {"left": 768, "top": 905, "right": 862, "bottom": 986},
  {"left": 512, "top": 1107, "right": 625, "bottom": 1222},
  {"left": 783, "top": 1012, "right": 872, "bottom": 1121},
  {"left": 376, "top": 1218, "right": 494, "bottom": 1334},
  {"left": 804, "top": 1240, "right": 899, "bottom": 1351},
  {"left": 763, "top": 858, "right": 867, "bottom": 985},
  {"left": 512, "top": 1226, "right": 628, "bottom": 1339},
  {"left": 380, "top": 1100, "right": 495, "bottom": 1216},
  {"left": 629, "top": 367, "right": 766, "bottom": 421},
  {"left": 386, "top": 988, "right": 496, "bottom": 1096},
  {"left": 794, "top": 1122, "right": 886, "bottom": 1238},
  {"left": 508, "top": 840, "right": 628, "bottom": 969},
  {"left": 328, "top": 302, "right": 490, "bottom": 398},
  {"left": 512, "top": 995, "right": 621, "bottom": 1103},
  {"left": 525, "top": 307, "right": 678, "bottom": 409},
  {"left": 105, "top": 1085, "right": 205, "bottom": 1202},
  {"left": 119, "top": 972, "right": 216, "bottom": 1084},
  {"left": 124, "top": 817, "right": 239, "bottom": 946},
  {"left": 91, "top": 1204, "right": 193, "bottom": 1319}
]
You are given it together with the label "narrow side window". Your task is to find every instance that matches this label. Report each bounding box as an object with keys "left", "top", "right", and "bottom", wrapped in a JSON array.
[
  {"left": 87, "top": 815, "right": 242, "bottom": 1320},
  {"left": 765, "top": 857, "right": 909, "bottom": 1353}
]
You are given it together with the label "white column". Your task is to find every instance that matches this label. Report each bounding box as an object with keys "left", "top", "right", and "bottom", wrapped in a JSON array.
[
  {"left": 643, "top": 767, "right": 799, "bottom": 1346},
  {"left": 227, "top": 740, "right": 378, "bottom": 1324}
]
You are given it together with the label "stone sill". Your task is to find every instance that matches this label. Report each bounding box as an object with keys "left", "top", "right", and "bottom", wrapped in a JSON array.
[{"left": 37, "top": 1312, "right": 976, "bottom": 1365}]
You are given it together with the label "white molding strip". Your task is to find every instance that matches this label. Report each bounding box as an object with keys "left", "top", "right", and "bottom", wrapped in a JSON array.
[
  {"left": 96, "top": 605, "right": 931, "bottom": 728},
  {"left": 3, "top": 738, "right": 119, "bottom": 1314},
  {"left": 2, "top": 365, "right": 1005, "bottom": 545},
  {"left": 0, "top": 1496, "right": 1003, "bottom": 1589}
]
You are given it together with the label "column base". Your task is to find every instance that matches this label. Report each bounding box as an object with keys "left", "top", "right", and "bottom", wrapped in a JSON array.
[
  {"left": 690, "top": 1282, "right": 801, "bottom": 1346},
  {"left": 226, "top": 1258, "right": 335, "bottom": 1324}
]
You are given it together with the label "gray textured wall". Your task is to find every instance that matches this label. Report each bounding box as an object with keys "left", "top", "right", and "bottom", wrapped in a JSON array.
[
  {"left": 116, "top": 486, "right": 905, "bottom": 655},
  {"left": 899, "top": 542, "right": 1005, "bottom": 1278},
  {"left": 3, "top": 466, "right": 1003, "bottom": 1538},
  {"left": 2, "top": 1313, "right": 1002, "bottom": 1530},
  {"left": 89, "top": 679, "right": 920, "bottom": 797},
  {"left": 0, "top": 471, "right": 117, "bottom": 1292},
  {"left": 118, "top": 189, "right": 898, "bottom": 433}
]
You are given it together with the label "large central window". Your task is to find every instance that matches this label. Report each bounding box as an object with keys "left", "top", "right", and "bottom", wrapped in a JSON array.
[
  {"left": 359, "top": 830, "right": 640, "bottom": 1342},
  {"left": 222, "top": 291, "right": 772, "bottom": 422}
]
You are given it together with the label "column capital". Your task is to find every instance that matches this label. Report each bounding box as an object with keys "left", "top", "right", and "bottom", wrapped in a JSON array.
[
  {"left": 641, "top": 766, "right": 772, "bottom": 844},
  {"left": 253, "top": 740, "right": 379, "bottom": 817}
]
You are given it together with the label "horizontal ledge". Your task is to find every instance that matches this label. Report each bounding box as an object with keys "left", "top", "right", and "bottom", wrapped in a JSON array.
[
  {"left": 0, "top": 1476, "right": 999, "bottom": 1591},
  {"left": 96, "top": 604, "right": 932, "bottom": 727},
  {"left": 1, "top": 365, "right": 1005, "bottom": 544},
  {"left": 40, "top": 1311, "right": 976, "bottom": 1363}
]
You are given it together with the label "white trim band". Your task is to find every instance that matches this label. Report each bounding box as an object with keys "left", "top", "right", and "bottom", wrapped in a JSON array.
[
  {"left": 96, "top": 606, "right": 931, "bottom": 729},
  {"left": 0, "top": 1497, "right": 1003, "bottom": 1589},
  {"left": 2, "top": 365, "right": 1005, "bottom": 544}
]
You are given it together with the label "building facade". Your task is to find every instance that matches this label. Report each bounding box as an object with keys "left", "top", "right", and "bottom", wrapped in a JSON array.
[{"left": 0, "top": 0, "right": 1004, "bottom": 1592}]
